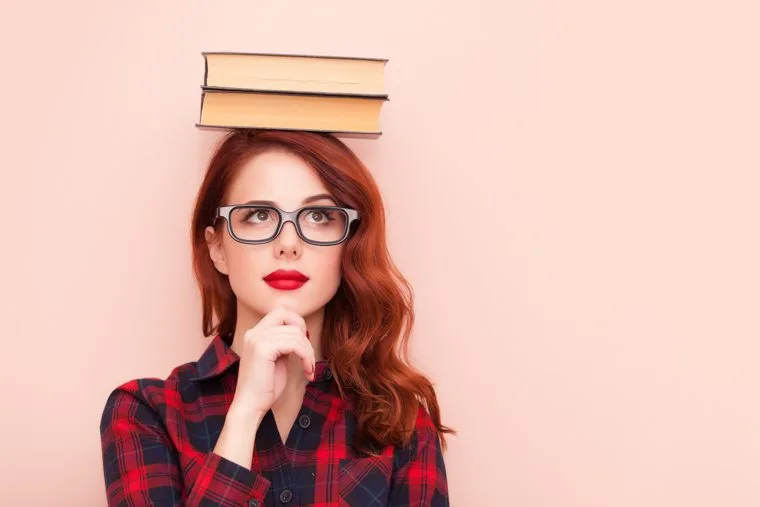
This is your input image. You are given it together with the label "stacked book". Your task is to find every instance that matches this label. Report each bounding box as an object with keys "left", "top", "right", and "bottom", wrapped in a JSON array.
[{"left": 196, "top": 52, "right": 389, "bottom": 138}]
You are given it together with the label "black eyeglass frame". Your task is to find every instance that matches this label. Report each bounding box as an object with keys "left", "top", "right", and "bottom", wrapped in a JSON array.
[{"left": 214, "top": 204, "right": 360, "bottom": 246}]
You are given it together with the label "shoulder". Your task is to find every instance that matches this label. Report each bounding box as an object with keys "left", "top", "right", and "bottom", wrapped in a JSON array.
[
  {"left": 100, "top": 334, "right": 238, "bottom": 438},
  {"left": 402, "top": 402, "right": 439, "bottom": 449},
  {"left": 412, "top": 403, "right": 437, "bottom": 436},
  {"left": 99, "top": 360, "right": 200, "bottom": 433},
  {"left": 388, "top": 403, "right": 440, "bottom": 463}
]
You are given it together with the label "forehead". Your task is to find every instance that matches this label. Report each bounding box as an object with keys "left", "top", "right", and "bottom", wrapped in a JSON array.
[{"left": 225, "top": 150, "right": 331, "bottom": 206}]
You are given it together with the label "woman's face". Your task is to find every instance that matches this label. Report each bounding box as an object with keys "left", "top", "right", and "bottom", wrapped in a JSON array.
[{"left": 205, "top": 149, "right": 345, "bottom": 321}]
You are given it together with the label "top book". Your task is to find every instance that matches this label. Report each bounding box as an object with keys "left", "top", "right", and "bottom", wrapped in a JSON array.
[{"left": 202, "top": 52, "right": 388, "bottom": 96}]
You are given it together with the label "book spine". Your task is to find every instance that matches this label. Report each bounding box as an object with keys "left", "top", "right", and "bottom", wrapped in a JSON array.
[
  {"left": 194, "top": 123, "right": 382, "bottom": 138},
  {"left": 198, "top": 89, "right": 207, "bottom": 122},
  {"left": 200, "top": 51, "right": 388, "bottom": 62},
  {"left": 203, "top": 53, "right": 209, "bottom": 86},
  {"left": 200, "top": 85, "right": 389, "bottom": 101}
]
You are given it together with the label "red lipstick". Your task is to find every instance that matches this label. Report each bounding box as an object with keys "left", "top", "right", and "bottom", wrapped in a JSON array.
[{"left": 263, "top": 269, "right": 309, "bottom": 291}]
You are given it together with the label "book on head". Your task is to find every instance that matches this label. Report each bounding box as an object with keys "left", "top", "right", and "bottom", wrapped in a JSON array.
[{"left": 196, "top": 52, "right": 390, "bottom": 138}]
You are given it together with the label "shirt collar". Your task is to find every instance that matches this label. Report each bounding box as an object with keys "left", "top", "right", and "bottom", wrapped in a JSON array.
[
  {"left": 189, "top": 333, "right": 239, "bottom": 382},
  {"left": 189, "top": 333, "right": 334, "bottom": 384}
]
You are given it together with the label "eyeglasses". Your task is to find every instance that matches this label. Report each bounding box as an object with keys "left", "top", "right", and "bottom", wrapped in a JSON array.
[{"left": 214, "top": 204, "right": 360, "bottom": 246}]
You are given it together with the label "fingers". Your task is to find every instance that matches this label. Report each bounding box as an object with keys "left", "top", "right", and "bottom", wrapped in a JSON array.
[
  {"left": 263, "top": 305, "right": 307, "bottom": 334},
  {"left": 270, "top": 333, "right": 315, "bottom": 380},
  {"left": 247, "top": 306, "right": 314, "bottom": 379}
]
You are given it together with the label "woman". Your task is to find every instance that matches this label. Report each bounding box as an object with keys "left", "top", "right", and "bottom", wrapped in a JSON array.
[{"left": 100, "top": 129, "right": 453, "bottom": 506}]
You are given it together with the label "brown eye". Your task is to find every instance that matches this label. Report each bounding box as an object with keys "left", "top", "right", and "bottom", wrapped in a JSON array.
[
  {"left": 305, "top": 209, "right": 335, "bottom": 224},
  {"left": 241, "top": 208, "right": 275, "bottom": 224},
  {"left": 310, "top": 211, "right": 326, "bottom": 222}
]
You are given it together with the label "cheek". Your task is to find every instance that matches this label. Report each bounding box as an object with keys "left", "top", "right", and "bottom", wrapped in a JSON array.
[
  {"left": 224, "top": 243, "right": 265, "bottom": 294},
  {"left": 310, "top": 249, "right": 344, "bottom": 297}
]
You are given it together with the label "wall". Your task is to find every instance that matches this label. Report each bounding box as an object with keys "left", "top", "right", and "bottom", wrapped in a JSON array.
[{"left": 0, "top": 1, "right": 758, "bottom": 505}]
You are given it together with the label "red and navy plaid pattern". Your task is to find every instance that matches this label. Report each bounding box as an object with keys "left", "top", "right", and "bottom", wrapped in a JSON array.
[{"left": 100, "top": 333, "right": 449, "bottom": 506}]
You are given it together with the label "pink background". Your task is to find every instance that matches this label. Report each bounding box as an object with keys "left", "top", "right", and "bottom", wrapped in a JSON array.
[{"left": 1, "top": 1, "right": 759, "bottom": 505}]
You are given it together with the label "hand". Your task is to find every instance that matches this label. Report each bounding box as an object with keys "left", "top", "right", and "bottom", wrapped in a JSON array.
[{"left": 230, "top": 305, "right": 315, "bottom": 421}]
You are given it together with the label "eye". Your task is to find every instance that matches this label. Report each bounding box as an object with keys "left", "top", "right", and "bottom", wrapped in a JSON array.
[
  {"left": 243, "top": 208, "right": 274, "bottom": 223},
  {"left": 306, "top": 209, "right": 334, "bottom": 224}
]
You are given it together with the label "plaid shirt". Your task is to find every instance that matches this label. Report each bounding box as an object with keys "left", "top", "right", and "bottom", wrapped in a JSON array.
[{"left": 100, "top": 334, "right": 449, "bottom": 506}]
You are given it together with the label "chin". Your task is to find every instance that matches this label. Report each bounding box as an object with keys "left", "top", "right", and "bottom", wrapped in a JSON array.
[
  {"left": 245, "top": 283, "right": 335, "bottom": 318},
  {"left": 264, "top": 293, "right": 313, "bottom": 317}
]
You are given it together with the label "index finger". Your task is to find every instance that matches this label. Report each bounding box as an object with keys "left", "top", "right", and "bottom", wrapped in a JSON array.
[{"left": 259, "top": 305, "right": 307, "bottom": 333}]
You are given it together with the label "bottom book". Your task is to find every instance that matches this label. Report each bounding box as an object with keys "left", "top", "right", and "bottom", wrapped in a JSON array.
[{"left": 196, "top": 88, "right": 388, "bottom": 137}]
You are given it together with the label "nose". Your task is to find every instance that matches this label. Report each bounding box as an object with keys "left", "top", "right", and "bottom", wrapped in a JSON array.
[{"left": 273, "top": 219, "right": 302, "bottom": 258}]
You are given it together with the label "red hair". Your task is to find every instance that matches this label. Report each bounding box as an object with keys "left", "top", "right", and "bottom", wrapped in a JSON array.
[{"left": 190, "top": 129, "right": 453, "bottom": 451}]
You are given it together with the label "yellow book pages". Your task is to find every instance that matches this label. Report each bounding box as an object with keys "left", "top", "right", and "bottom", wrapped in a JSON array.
[{"left": 198, "top": 90, "right": 385, "bottom": 134}]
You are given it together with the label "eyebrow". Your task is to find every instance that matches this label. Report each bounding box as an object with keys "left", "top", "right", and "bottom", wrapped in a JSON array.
[{"left": 243, "top": 193, "right": 338, "bottom": 207}]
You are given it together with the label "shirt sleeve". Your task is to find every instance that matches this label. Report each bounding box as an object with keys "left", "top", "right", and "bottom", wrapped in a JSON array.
[
  {"left": 99, "top": 385, "right": 270, "bottom": 506},
  {"left": 387, "top": 411, "right": 450, "bottom": 507}
]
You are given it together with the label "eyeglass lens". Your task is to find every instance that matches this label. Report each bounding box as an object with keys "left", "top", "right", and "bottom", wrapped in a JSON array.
[{"left": 229, "top": 206, "right": 348, "bottom": 243}]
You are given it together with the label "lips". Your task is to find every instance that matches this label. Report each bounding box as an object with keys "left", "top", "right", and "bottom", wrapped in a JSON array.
[{"left": 263, "top": 269, "right": 309, "bottom": 290}]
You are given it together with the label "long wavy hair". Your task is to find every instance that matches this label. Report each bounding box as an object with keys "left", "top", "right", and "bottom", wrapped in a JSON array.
[{"left": 190, "top": 129, "right": 453, "bottom": 451}]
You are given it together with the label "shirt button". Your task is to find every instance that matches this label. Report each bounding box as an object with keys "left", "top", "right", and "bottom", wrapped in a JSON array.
[
  {"left": 248, "top": 500, "right": 259, "bottom": 507},
  {"left": 298, "top": 414, "right": 311, "bottom": 429},
  {"left": 279, "top": 489, "right": 293, "bottom": 503},
  {"left": 324, "top": 367, "right": 332, "bottom": 380}
]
